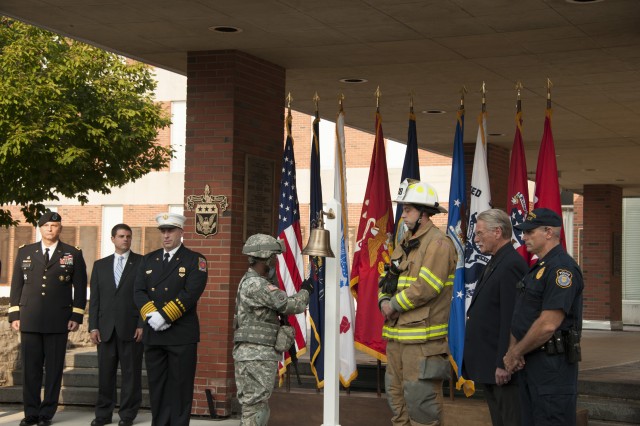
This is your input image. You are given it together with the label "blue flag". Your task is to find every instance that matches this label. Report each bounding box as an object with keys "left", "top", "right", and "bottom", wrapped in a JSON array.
[
  {"left": 446, "top": 108, "right": 475, "bottom": 396},
  {"left": 394, "top": 111, "right": 421, "bottom": 248},
  {"left": 309, "top": 110, "right": 326, "bottom": 388}
]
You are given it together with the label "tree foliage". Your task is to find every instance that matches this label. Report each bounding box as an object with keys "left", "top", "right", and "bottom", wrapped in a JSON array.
[{"left": 0, "top": 17, "right": 172, "bottom": 227}]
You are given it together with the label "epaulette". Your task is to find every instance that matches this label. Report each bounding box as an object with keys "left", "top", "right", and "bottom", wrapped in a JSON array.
[
  {"left": 19, "top": 244, "right": 25, "bottom": 248},
  {"left": 76, "top": 246, "right": 82, "bottom": 251}
]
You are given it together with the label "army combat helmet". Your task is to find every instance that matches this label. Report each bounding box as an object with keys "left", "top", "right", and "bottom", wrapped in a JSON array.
[
  {"left": 242, "top": 233, "right": 286, "bottom": 260},
  {"left": 395, "top": 178, "right": 447, "bottom": 215}
]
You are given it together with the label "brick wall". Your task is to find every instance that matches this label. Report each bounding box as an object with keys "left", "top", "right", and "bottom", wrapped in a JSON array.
[
  {"left": 582, "top": 185, "right": 622, "bottom": 326},
  {"left": 184, "top": 50, "right": 285, "bottom": 416}
]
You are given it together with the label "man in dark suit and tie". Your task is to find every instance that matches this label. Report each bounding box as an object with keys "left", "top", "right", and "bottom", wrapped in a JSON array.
[
  {"left": 134, "top": 212, "right": 208, "bottom": 426},
  {"left": 463, "top": 209, "right": 528, "bottom": 426},
  {"left": 8, "top": 211, "right": 88, "bottom": 426},
  {"left": 89, "top": 224, "right": 144, "bottom": 426}
]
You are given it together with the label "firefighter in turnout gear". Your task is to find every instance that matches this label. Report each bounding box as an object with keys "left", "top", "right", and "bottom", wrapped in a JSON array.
[
  {"left": 233, "top": 233, "right": 312, "bottom": 426},
  {"left": 378, "top": 179, "right": 457, "bottom": 426}
]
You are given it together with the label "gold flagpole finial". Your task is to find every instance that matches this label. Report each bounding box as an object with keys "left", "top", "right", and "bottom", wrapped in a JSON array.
[
  {"left": 481, "top": 81, "right": 487, "bottom": 113},
  {"left": 409, "top": 92, "right": 415, "bottom": 114},
  {"left": 375, "top": 86, "right": 381, "bottom": 110},
  {"left": 459, "top": 85, "right": 468, "bottom": 110},
  {"left": 313, "top": 92, "right": 320, "bottom": 113},
  {"left": 338, "top": 93, "right": 345, "bottom": 112},
  {"left": 515, "top": 81, "right": 523, "bottom": 113},
  {"left": 286, "top": 92, "right": 293, "bottom": 115},
  {"left": 546, "top": 78, "right": 553, "bottom": 109}
]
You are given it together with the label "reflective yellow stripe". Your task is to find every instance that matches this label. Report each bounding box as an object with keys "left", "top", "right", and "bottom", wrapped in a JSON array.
[
  {"left": 445, "top": 274, "right": 455, "bottom": 287},
  {"left": 72, "top": 307, "right": 85, "bottom": 315},
  {"left": 140, "top": 301, "right": 157, "bottom": 319},
  {"left": 8, "top": 306, "right": 19, "bottom": 313},
  {"left": 397, "top": 276, "right": 416, "bottom": 290},
  {"left": 382, "top": 323, "right": 449, "bottom": 341},
  {"left": 394, "top": 290, "right": 415, "bottom": 311},
  {"left": 378, "top": 291, "right": 392, "bottom": 301},
  {"left": 419, "top": 266, "right": 445, "bottom": 294}
]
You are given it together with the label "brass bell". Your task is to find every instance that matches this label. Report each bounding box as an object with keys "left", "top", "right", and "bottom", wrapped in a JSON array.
[{"left": 302, "top": 211, "right": 335, "bottom": 258}]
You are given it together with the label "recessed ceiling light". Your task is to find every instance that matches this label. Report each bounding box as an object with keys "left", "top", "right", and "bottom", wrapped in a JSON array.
[
  {"left": 208, "top": 26, "right": 243, "bottom": 33},
  {"left": 421, "top": 110, "right": 446, "bottom": 114},
  {"left": 565, "top": 0, "right": 604, "bottom": 3},
  {"left": 339, "top": 78, "right": 368, "bottom": 84},
  {"left": 615, "top": 179, "right": 625, "bottom": 182},
  {"left": 583, "top": 168, "right": 597, "bottom": 172},
  {"left": 488, "top": 133, "right": 505, "bottom": 137}
]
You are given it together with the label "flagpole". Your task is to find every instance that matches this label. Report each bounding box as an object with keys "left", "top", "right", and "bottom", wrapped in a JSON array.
[{"left": 323, "top": 200, "right": 341, "bottom": 426}]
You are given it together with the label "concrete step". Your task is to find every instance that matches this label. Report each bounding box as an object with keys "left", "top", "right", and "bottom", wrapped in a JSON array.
[
  {"left": 12, "top": 367, "right": 149, "bottom": 390},
  {"left": 578, "top": 394, "right": 640, "bottom": 424},
  {"left": 0, "top": 385, "right": 151, "bottom": 408}
]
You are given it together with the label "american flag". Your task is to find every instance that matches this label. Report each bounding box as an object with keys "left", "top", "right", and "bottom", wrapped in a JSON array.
[{"left": 275, "top": 112, "right": 307, "bottom": 380}]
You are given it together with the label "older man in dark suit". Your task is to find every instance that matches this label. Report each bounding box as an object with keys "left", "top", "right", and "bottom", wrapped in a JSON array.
[
  {"left": 89, "top": 224, "right": 143, "bottom": 426},
  {"left": 8, "top": 211, "right": 87, "bottom": 426},
  {"left": 463, "top": 209, "right": 528, "bottom": 426}
]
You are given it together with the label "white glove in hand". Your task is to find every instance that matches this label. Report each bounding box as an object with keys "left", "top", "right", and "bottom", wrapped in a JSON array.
[
  {"left": 146, "top": 312, "right": 167, "bottom": 331},
  {"left": 158, "top": 323, "right": 172, "bottom": 331}
]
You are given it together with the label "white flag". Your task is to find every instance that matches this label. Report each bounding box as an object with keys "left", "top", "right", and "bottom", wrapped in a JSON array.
[
  {"left": 464, "top": 111, "right": 492, "bottom": 312},
  {"left": 334, "top": 110, "right": 358, "bottom": 386}
]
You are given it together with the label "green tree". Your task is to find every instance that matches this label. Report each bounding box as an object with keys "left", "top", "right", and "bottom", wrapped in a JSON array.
[{"left": 0, "top": 17, "right": 172, "bottom": 227}]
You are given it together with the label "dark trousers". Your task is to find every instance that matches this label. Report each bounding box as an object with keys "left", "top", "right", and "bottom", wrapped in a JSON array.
[
  {"left": 520, "top": 351, "right": 578, "bottom": 426},
  {"left": 144, "top": 343, "right": 197, "bottom": 426},
  {"left": 21, "top": 332, "right": 68, "bottom": 420},
  {"left": 480, "top": 382, "right": 521, "bottom": 426},
  {"left": 95, "top": 331, "right": 144, "bottom": 422}
]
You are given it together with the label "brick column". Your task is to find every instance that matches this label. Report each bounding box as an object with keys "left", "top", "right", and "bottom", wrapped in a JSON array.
[
  {"left": 184, "top": 50, "right": 285, "bottom": 416},
  {"left": 582, "top": 184, "right": 623, "bottom": 330}
]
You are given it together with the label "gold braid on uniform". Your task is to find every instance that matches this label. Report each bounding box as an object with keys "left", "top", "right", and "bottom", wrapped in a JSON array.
[
  {"left": 73, "top": 307, "right": 85, "bottom": 315},
  {"left": 8, "top": 306, "right": 19, "bottom": 313},
  {"left": 140, "top": 301, "right": 157, "bottom": 320},
  {"left": 162, "top": 299, "right": 186, "bottom": 322}
]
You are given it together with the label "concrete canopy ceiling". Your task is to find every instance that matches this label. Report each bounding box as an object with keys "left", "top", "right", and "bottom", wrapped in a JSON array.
[{"left": 2, "top": 0, "right": 640, "bottom": 195}]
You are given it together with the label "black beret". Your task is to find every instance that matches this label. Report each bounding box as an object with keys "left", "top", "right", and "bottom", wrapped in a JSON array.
[{"left": 38, "top": 211, "right": 62, "bottom": 227}]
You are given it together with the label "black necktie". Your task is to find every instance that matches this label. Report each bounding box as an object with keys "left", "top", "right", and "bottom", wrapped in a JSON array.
[
  {"left": 163, "top": 253, "right": 170, "bottom": 269},
  {"left": 44, "top": 248, "right": 50, "bottom": 264}
]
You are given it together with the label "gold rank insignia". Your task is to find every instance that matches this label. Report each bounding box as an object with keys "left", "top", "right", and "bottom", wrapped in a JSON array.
[
  {"left": 59, "top": 275, "right": 65, "bottom": 281},
  {"left": 556, "top": 269, "right": 572, "bottom": 288},
  {"left": 179, "top": 266, "right": 186, "bottom": 277},
  {"left": 536, "top": 267, "right": 545, "bottom": 279}
]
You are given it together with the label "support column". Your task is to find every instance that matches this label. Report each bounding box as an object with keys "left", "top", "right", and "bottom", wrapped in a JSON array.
[
  {"left": 184, "top": 50, "right": 285, "bottom": 415},
  {"left": 582, "top": 185, "right": 623, "bottom": 330}
]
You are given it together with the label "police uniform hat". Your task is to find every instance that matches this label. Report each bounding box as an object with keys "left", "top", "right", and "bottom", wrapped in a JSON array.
[
  {"left": 38, "top": 211, "right": 62, "bottom": 227},
  {"left": 156, "top": 212, "right": 186, "bottom": 229},
  {"left": 514, "top": 208, "right": 562, "bottom": 231}
]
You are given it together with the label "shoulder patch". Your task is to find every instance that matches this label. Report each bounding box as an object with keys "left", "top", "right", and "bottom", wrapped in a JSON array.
[
  {"left": 536, "top": 267, "right": 545, "bottom": 279},
  {"left": 267, "top": 284, "right": 280, "bottom": 291},
  {"left": 556, "top": 269, "right": 572, "bottom": 288},
  {"left": 198, "top": 257, "right": 207, "bottom": 272},
  {"left": 75, "top": 246, "right": 82, "bottom": 251}
]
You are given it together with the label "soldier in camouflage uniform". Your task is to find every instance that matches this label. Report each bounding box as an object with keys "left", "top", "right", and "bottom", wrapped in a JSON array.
[{"left": 233, "top": 233, "right": 313, "bottom": 426}]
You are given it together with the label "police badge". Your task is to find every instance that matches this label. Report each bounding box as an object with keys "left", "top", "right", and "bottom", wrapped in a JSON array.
[{"left": 186, "top": 185, "right": 228, "bottom": 238}]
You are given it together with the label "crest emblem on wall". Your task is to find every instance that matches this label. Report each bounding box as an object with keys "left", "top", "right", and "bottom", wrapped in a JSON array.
[{"left": 186, "top": 185, "right": 228, "bottom": 238}]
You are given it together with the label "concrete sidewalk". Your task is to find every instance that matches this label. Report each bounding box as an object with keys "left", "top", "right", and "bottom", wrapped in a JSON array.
[{"left": 0, "top": 405, "right": 239, "bottom": 426}]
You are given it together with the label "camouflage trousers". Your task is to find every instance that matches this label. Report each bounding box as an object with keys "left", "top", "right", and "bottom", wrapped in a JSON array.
[
  {"left": 235, "top": 359, "right": 278, "bottom": 426},
  {"left": 385, "top": 341, "right": 450, "bottom": 426}
]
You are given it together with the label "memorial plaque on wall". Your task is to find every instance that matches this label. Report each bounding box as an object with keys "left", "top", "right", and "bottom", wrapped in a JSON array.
[{"left": 244, "top": 155, "right": 275, "bottom": 241}]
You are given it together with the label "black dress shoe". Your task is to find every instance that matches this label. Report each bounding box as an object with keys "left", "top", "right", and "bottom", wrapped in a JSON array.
[
  {"left": 19, "top": 417, "right": 39, "bottom": 426},
  {"left": 91, "top": 419, "right": 112, "bottom": 426},
  {"left": 37, "top": 418, "right": 52, "bottom": 426},
  {"left": 118, "top": 420, "right": 134, "bottom": 426}
]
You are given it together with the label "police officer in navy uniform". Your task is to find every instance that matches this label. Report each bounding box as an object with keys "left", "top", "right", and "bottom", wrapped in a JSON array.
[
  {"left": 503, "top": 208, "right": 584, "bottom": 426},
  {"left": 133, "top": 212, "right": 208, "bottom": 426},
  {"left": 8, "top": 211, "right": 88, "bottom": 426}
]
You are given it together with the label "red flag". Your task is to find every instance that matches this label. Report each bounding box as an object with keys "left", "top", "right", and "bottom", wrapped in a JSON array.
[
  {"left": 507, "top": 109, "right": 532, "bottom": 262},
  {"left": 533, "top": 108, "right": 566, "bottom": 248},
  {"left": 350, "top": 111, "right": 394, "bottom": 361}
]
